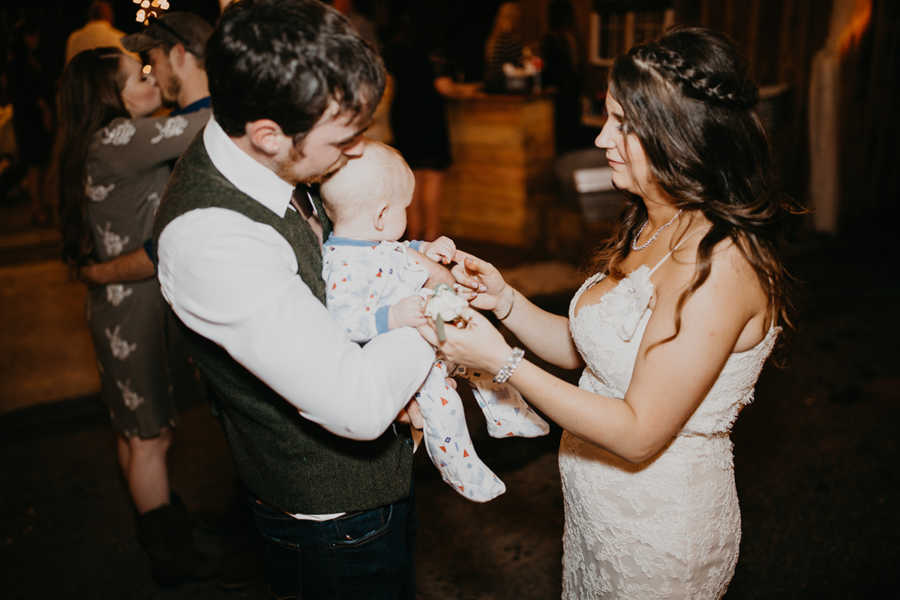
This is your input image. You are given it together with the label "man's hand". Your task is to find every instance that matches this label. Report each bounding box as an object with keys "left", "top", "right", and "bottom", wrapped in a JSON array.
[
  {"left": 422, "top": 236, "right": 456, "bottom": 265},
  {"left": 395, "top": 399, "right": 424, "bottom": 429},
  {"left": 388, "top": 295, "right": 427, "bottom": 330},
  {"left": 396, "top": 400, "right": 425, "bottom": 450}
]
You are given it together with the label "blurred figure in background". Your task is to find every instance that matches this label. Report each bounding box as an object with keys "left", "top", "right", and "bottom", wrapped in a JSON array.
[
  {"left": 54, "top": 47, "right": 213, "bottom": 585},
  {"left": 331, "top": 0, "right": 394, "bottom": 144},
  {"left": 540, "top": 0, "right": 590, "bottom": 153},
  {"left": 65, "top": 0, "right": 128, "bottom": 64},
  {"left": 80, "top": 12, "right": 213, "bottom": 286},
  {"left": 9, "top": 15, "right": 54, "bottom": 225},
  {"left": 384, "top": 2, "right": 477, "bottom": 241},
  {"left": 483, "top": 1, "right": 524, "bottom": 93}
]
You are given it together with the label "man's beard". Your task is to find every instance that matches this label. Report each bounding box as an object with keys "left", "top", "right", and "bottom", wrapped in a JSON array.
[
  {"left": 163, "top": 75, "right": 181, "bottom": 106},
  {"left": 287, "top": 152, "right": 350, "bottom": 185}
]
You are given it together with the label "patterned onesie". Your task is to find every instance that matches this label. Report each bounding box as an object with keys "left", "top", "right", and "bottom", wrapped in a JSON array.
[{"left": 322, "top": 235, "right": 548, "bottom": 502}]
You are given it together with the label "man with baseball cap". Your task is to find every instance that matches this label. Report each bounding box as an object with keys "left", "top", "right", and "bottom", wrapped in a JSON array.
[{"left": 122, "top": 12, "right": 212, "bottom": 115}]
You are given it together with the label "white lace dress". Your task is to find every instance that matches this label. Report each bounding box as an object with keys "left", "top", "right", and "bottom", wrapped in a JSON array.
[{"left": 559, "top": 262, "right": 779, "bottom": 599}]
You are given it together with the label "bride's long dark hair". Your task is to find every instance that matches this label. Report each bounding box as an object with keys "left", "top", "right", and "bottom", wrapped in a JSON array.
[
  {"left": 593, "top": 27, "right": 798, "bottom": 350},
  {"left": 54, "top": 47, "right": 129, "bottom": 269}
]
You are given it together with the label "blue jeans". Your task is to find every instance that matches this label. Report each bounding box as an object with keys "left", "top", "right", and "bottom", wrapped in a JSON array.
[{"left": 248, "top": 490, "right": 417, "bottom": 600}]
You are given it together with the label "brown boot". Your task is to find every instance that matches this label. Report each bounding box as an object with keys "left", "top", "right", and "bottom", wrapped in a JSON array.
[{"left": 136, "top": 496, "right": 219, "bottom": 586}]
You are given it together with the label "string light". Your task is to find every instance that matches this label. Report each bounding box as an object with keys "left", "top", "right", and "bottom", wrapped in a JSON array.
[{"left": 134, "top": 0, "right": 170, "bottom": 25}]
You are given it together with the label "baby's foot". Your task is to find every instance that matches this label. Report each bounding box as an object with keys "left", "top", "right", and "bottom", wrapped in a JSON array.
[
  {"left": 416, "top": 362, "right": 505, "bottom": 502},
  {"left": 458, "top": 366, "right": 550, "bottom": 439}
]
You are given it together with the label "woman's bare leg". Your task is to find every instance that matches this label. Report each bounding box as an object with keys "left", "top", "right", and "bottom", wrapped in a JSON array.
[{"left": 123, "top": 428, "right": 173, "bottom": 514}]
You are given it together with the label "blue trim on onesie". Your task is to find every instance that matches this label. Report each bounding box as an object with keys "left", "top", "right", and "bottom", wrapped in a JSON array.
[
  {"left": 375, "top": 305, "right": 391, "bottom": 334},
  {"left": 324, "top": 234, "right": 381, "bottom": 247}
]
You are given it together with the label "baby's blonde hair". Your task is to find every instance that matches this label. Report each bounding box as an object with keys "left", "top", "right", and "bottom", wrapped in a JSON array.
[{"left": 321, "top": 139, "right": 414, "bottom": 225}]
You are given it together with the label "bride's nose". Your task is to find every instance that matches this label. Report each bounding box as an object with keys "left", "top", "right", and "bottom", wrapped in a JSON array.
[{"left": 595, "top": 120, "right": 615, "bottom": 150}]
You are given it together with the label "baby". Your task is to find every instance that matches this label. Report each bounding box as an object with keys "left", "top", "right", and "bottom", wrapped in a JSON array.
[{"left": 320, "top": 140, "right": 548, "bottom": 502}]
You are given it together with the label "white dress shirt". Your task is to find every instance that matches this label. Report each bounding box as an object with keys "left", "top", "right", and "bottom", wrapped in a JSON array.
[{"left": 157, "top": 118, "right": 433, "bottom": 442}]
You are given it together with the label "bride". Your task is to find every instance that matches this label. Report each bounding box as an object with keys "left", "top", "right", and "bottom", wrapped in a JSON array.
[{"left": 422, "top": 27, "right": 795, "bottom": 598}]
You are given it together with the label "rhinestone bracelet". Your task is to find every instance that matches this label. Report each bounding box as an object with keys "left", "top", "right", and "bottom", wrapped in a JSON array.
[{"left": 493, "top": 347, "right": 525, "bottom": 383}]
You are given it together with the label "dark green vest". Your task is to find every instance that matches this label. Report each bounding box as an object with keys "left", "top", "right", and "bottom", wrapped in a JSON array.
[{"left": 154, "top": 135, "right": 413, "bottom": 513}]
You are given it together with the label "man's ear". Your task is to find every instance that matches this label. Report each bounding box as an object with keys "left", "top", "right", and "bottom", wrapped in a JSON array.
[
  {"left": 245, "top": 119, "right": 286, "bottom": 157},
  {"left": 374, "top": 202, "right": 390, "bottom": 232},
  {"left": 168, "top": 43, "right": 186, "bottom": 69}
]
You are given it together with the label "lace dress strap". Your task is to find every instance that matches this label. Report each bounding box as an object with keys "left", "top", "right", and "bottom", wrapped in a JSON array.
[
  {"left": 647, "top": 249, "right": 675, "bottom": 276},
  {"left": 647, "top": 229, "right": 700, "bottom": 276}
]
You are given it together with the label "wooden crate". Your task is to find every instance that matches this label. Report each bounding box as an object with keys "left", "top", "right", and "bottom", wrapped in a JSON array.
[{"left": 441, "top": 94, "right": 556, "bottom": 247}]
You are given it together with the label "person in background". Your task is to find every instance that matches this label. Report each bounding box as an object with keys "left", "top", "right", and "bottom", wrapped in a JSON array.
[
  {"left": 80, "top": 11, "right": 213, "bottom": 286},
  {"left": 483, "top": 1, "right": 524, "bottom": 93},
  {"left": 153, "top": 1, "right": 441, "bottom": 597},
  {"left": 423, "top": 27, "right": 796, "bottom": 598},
  {"left": 65, "top": 0, "right": 128, "bottom": 64},
  {"left": 54, "top": 47, "right": 214, "bottom": 585},
  {"left": 384, "top": 2, "right": 478, "bottom": 241},
  {"left": 540, "top": 0, "right": 590, "bottom": 153},
  {"left": 80, "top": 16, "right": 258, "bottom": 587},
  {"left": 331, "top": 0, "right": 394, "bottom": 145},
  {"left": 9, "top": 16, "right": 55, "bottom": 226}
]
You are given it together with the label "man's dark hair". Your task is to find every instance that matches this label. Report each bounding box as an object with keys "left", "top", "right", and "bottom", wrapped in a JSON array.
[{"left": 206, "top": 0, "right": 385, "bottom": 142}]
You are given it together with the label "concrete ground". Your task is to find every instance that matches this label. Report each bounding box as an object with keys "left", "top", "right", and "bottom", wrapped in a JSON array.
[{"left": 2, "top": 187, "right": 899, "bottom": 598}]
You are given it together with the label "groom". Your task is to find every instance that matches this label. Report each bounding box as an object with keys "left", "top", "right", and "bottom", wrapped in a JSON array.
[{"left": 153, "top": 1, "right": 437, "bottom": 597}]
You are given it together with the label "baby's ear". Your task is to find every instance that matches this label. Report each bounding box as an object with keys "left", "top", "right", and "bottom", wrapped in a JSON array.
[{"left": 373, "top": 202, "right": 389, "bottom": 231}]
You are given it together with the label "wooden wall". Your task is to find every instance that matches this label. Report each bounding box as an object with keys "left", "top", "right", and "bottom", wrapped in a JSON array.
[
  {"left": 835, "top": 0, "right": 900, "bottom": 237},
  {"left": 441, "top": 95, "right": 557, "bottom": 247},
  {"left": 671, "top": 0, "right": 833, "bottom": 202}
]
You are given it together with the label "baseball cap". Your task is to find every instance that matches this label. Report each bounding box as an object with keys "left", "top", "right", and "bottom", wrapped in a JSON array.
[{"left": 121, "top": 12, "right": 213, "bottom": 59}]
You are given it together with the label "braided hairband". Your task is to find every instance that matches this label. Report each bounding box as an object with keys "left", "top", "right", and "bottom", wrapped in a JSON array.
[{"left": 631, "top": 43, "right": 758, "bottom": 110}]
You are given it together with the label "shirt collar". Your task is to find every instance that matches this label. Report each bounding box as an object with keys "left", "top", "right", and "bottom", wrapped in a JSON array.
[
  {"left": 324, "top": 233, "right": 382, "bottom": 247},
  {"left": 203, "top": 117, "right": 295, "bottom": 217},
  {"left": 171, "top": 96, "right": 211, "bottom": 116}
]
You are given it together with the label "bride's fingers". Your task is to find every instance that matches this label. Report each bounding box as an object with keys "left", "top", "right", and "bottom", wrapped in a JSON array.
[
  {"left": 451, "top": 248, "right": 477, "bottom": 265},
  {"left": 450, "top": 262, "right": 485, "bottom": 292},
  {"left": 467, "top": 293, "right": 499, "bottom": 311},
  {"left": 463, "top": 255, "right": 497, "bottom": 277},
  {"left": 452, "top": 250, "right": 497, "bottom": 278}
]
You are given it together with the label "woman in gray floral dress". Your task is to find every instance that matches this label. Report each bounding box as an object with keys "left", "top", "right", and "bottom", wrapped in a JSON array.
[{"left": 55, "top": 47, "right": 211, "bottom": 582}]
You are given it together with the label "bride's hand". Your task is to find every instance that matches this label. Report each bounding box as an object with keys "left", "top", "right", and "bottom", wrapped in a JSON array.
[
  {"left": 450, "top": 250, "right": 514, "bottom": 316},
  {"left": 417, "top": 308, "right": 511, "bottom": 375}
]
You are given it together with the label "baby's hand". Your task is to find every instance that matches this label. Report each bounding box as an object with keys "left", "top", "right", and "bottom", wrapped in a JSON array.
[
  {"left": 389, "top": 295, "right": 427, "bottom": 330},
  {"left": 422, "top": 236, "right": 456, "bottom": 265}
]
